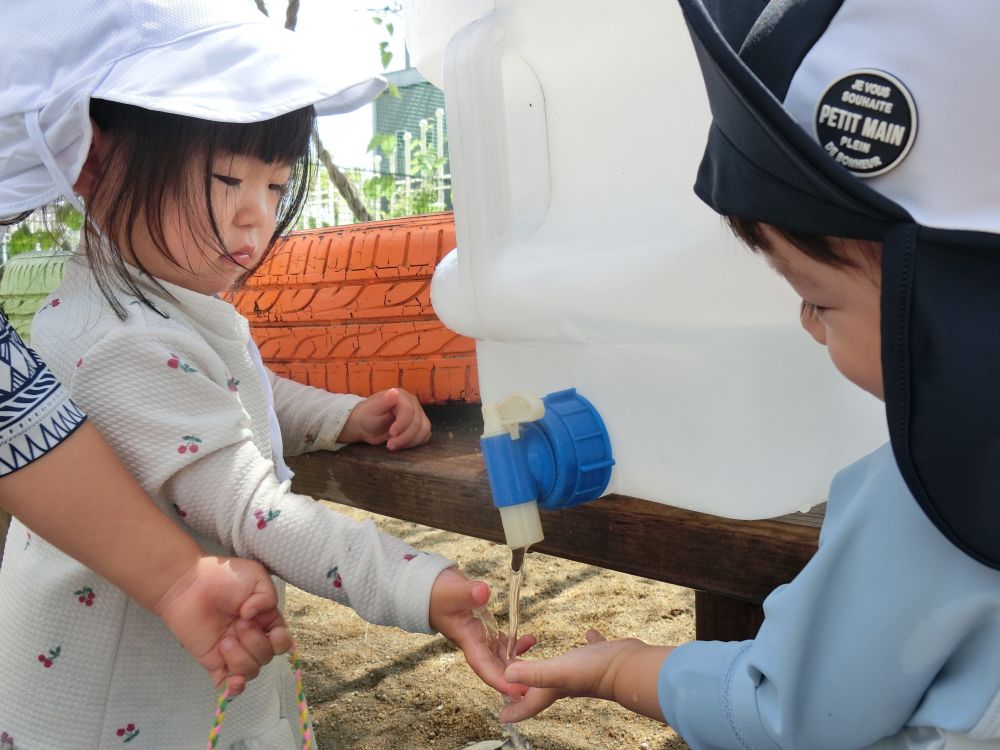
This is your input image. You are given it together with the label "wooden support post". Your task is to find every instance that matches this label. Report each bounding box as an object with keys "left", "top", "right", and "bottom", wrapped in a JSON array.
[{"left": 695, "top": 590, "right": 765, "bottom": 642}]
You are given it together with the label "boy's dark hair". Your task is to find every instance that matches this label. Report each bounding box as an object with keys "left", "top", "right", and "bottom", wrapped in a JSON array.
[
  {"left": 85, "top": 99, "right": 315, "bottom": 318},
  {"left": 726, "top": 215, "right": 877, "bottom": 269}
]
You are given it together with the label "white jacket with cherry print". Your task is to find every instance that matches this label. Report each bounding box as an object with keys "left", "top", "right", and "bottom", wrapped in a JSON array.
[{"left": 0, "top": 253, "right": 453, "bottom": 750}]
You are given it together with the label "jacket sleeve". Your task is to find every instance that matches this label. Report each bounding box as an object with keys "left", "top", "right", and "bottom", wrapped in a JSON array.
[
  {"left": 265, "top": 368, "right": 365, "bottom": 455},
  {"left": 659, "top": 447, "right": 1000, "bottom": 750},
  {"left": 69, "top": 328, "right": 452, "bottom": 633}
]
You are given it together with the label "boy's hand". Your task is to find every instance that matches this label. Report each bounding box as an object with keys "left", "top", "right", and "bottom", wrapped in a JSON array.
[
  {"left": 152, "top": 556, "right": 292, "bottom": 696},
  {"left": 338, "top": 387, "right": 431, "bottom": 451},
  {"left": 499, "top": 630, "right": 672, "bottom": 723},
  {"left": 429, "top": 567, "right": 536, "bottom": 698}
]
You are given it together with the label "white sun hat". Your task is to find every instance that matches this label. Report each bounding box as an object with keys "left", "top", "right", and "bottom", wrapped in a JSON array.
[{"left": 0, "top": 0, "right": 387, "bottom": 216}]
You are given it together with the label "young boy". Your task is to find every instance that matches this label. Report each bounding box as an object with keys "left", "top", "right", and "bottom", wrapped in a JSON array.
[{"left": 499, "top": 1, "right": 1000, "bottom": 748}]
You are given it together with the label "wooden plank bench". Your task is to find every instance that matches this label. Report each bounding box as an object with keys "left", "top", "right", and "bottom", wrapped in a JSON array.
[{"left": 288, "top": 402, "right": 822, "bottom": 642}]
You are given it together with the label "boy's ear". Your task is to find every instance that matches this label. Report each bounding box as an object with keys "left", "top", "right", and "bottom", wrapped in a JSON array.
[{"left": 73, "top": 119, "right": 110, "bottom": 200}]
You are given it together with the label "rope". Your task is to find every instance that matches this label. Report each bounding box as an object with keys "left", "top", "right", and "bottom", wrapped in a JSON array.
[{"left": 207, "top": 642, "right": 314, "bottom": 750}]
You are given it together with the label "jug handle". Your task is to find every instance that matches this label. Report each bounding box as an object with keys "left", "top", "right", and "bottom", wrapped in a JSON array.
[{"left": 434, "top": 16, "right": 550, "bottom": 339}]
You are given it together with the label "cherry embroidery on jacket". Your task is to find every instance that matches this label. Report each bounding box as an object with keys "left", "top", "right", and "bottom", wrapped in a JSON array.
[
  {"left": 37, "top": 646, "right": 61, "bottom": 668},
  {"left": 76, "top": 358, "right": 83, "bottom": 368},
  {"left": 253, "top": 508, "right": 281, "bottom": 529},
  {"left": 115, "top": 724, "right": 139, "bottom": 742},
  {"left": 172, "top": 503, "right": 188, "bottom": 519},
  {"left": 1, "top": 730, "right": 15, "bottom": 749},
  {"left": 326, "top": 567, "right": 343, "bottom": 588},
  {"left": 226, "top": 376, "right": 240, "bottom": 392},
  {"left": 178, "top": 435, "right": 202, "bottom": 454},
  {"left": 166, "top": 352, "right": 197, "bottom": 373},
  {"left": 75, "top": 586, "right": 96, "bottom": 607}
]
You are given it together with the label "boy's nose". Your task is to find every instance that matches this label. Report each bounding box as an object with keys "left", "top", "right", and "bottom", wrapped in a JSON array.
[{"left": 799, "top": 307, "right": 827, "bottom": 346}]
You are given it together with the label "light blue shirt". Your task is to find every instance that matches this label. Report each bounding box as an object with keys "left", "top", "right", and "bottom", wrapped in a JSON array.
[{"left": 660, "top": 444, "right": 1000, "bottom": 749}]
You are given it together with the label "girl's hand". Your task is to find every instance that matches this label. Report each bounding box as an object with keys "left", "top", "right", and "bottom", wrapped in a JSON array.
[
  {"left": 338, "top": 387, "right": 432, "bottom": 451},
  {"left": 499, "top": 630, "right": 672, "bottom": 723},
  {"left": 153, "top": 556, "right": 292, "bottom": 695},
  {"left": 429, "top": 567, "right": 536, "bottom": 698}
]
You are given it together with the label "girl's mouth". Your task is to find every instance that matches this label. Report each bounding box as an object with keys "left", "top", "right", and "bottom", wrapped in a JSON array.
[{"left": 224, "top": 249, "right": 254, "bottom": 267}]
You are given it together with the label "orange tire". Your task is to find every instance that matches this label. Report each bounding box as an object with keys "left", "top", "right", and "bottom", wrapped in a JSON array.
[{"left": 230, "top": 212, "right": 479, "bottom": 405}]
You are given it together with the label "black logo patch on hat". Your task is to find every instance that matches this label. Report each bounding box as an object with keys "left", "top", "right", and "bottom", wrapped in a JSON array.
[{"left": 814, "top": 70, "right": 917, "bottom": 178}]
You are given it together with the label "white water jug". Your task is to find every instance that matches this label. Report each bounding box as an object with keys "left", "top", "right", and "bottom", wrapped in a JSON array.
[{"left": 403, "top": 0, "right": 888, "bottom": 519}]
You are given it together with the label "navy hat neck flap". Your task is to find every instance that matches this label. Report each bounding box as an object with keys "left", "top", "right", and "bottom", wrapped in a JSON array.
[{"left": 678, "top": 0, "right": 1000, "bottom": 569}]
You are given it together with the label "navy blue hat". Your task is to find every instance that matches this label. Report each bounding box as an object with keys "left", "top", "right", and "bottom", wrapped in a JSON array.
[{"left": 678, "top": 0, "right": 1000, "bottom": 569}]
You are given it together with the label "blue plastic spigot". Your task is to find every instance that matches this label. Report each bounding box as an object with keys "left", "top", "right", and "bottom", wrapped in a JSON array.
[{"left": 480, "top": 388, "right": 615, "bottom": 549}]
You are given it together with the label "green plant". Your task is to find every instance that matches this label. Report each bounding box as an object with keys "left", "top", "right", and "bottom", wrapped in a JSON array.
[
  {"left": 5, "top": 203, "right": 82, "bottom": 257},
  {"left": 363, "top": 122, "right": 448, "bottom": 219},
  {"left": 371, "top": 4, "right": 403, "bottom": 99}
]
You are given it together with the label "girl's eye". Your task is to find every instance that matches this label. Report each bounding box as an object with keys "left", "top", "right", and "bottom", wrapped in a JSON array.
[
  {"left": 213, "top": 174, "right": 241, "bottom": 187},
  {"left": 269, "top": 183, "right": 289, "bottom": 195}
]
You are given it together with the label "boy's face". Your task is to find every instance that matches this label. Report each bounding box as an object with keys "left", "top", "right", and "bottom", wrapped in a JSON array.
[{"left": 759, "top": 226, "right": 884, "bottom": 400}]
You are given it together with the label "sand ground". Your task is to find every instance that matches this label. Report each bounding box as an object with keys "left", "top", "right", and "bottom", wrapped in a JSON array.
[{"left": 286, "top": 501, "right": 695, "bottom": 750}]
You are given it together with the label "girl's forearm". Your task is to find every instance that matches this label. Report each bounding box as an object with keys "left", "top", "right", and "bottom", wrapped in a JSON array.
[{"left": 0, "top": 421, "right": 205, "bottom": 612}]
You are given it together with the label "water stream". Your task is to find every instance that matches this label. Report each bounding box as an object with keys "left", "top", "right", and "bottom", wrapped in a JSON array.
[{"left": 471, "top": 546, "right": 533, "bottom": 750}]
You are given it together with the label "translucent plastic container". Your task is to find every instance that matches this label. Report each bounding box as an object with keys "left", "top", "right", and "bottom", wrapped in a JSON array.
[{"left": 403, "top": 0, "right": 888, "bottom": 518}]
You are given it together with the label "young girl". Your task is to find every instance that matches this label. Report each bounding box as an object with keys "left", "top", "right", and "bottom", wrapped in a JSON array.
[
  {"left": 1, "top": 1, "right": 529, "bottom": 747},
  {"left": 0, "top": 311, "right": 290, "bottom": 697},
  {"left": 498, "top": 1, "right": 1000, "bottom": 748}
]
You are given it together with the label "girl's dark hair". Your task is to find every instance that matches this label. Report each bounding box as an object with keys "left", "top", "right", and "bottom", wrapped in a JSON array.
[{"left": 85, "top": 98, "right": 315, "bottom": 318}]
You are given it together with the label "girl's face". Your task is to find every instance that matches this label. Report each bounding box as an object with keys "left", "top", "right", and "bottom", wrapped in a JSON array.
[
  {"left": 760, "top": 225, "right": 885, "bottom": 400},
  {"left": 136, "top": 153, "right": 292, "bottom": 296}
]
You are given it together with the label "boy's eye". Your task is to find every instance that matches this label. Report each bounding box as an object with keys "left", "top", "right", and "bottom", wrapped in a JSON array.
[
  {"left": 800, "top": 300, "right": 828, "bottom": 318},
  {"left": 213, "top": 174, "right": 241, "bottom": 187}
]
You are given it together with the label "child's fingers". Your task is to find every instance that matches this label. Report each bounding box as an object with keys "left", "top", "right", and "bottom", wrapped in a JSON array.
[
  {"left": 585, "top": 628, "right": 607, "bottom": 644},
  {"left": 499, "top": 687, "right": 562, "bottom": 723},
  {"left": 265, "top": 621, "right": 294, "bottom": 656},
  {"left": 220, "top": 635, "right": 263, "bottom": 683},
  {"left": 386, "top": 392, "right": 412, "bottom": 436},
  {"left": 238, "top": 586, "right": 278, "bottom": 622},
  {"left": 503, "top": 656, "right": 569, "bottom": 688},
  {"left": 246, "top": 609, "right": 293, "bottom": 656},
  {"left": 386, "top": 411, "right": 431, "bottom": 450},
  {"left": 224, "top": 673, "right": 247, "bottom": 697},
  {"left": 234, "top": 619, "right": 280, "bottom": 669},
  {"left": 207, "top": 663, "right": 229, "bottom": 691},
  {"left": 513, "top": 633, "right": 537, "bottom": 656}
]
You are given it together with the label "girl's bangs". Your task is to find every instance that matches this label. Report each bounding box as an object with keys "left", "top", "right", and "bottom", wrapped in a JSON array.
[{"left": 219, "top": 107, "right": 315, "bottom": 165}]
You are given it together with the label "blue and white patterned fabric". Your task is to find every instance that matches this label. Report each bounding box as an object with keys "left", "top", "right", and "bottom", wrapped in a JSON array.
[{"left": 0, "top": 314, "right": 85, "bottom": 475}]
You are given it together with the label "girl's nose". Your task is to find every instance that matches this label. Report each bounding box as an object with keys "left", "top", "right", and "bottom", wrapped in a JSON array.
[{"left": 235, "top": 187, "right": 270, "bottom": 227}]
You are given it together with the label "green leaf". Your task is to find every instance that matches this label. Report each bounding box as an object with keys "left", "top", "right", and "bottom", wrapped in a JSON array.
[
  {"left": 366, "top": 133, "right": 397, "bottom": 156},
  {"left": 387, "top": 81, "right": 401, "bottom": 98},
  {"left": 372, "top": 15, "right": 383, "bottom": 24},
  {"left": 386, "top": 22, "right": 394, "bottom": 36},
  {"left": 58, "top": 205, "right": 84, "bottom": 231},
  {"left": 8, "top": 226, "right": 36, "bottom": 256}
]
